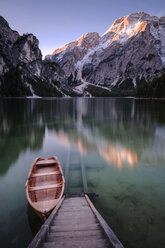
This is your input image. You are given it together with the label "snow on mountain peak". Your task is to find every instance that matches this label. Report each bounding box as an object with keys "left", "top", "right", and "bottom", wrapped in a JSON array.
[{"left": 102, "top": 12, "right": 149, "bottom": 44}]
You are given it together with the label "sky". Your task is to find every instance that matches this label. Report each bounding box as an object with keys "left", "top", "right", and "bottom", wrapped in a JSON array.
[{"left": 1, "top": 0, "right": 165, "bottom": 57}]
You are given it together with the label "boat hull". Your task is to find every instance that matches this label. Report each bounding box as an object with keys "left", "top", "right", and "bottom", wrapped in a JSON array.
[{"left": 25, "top": 156, "right": 65, "bottom": 220}]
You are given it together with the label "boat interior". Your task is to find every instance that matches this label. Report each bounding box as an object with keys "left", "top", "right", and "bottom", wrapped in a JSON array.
[{"left": 28, "top": 159, "right": 63, "bottom": 203}]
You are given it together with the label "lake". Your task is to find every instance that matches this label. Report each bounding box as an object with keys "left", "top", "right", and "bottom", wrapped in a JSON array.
[{"left": 0, "top": 97, "right": 165, "bottom": 248}]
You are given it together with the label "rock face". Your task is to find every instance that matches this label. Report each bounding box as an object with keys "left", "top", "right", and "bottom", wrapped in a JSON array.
[
  {"left": 0, "top": 16, "right": 19, "bottom": 75},
  {"left": 1, "top": 12, "right": 165, "bottom": 97},
  {"left": 46, "top": 32, "right": 100, "bottom": 77},
  {"left": 0, "top": 16, "right": 79, "bottom": 97},
  {"left": 47, "top": 12, "right": 165, "bottom": 94}
]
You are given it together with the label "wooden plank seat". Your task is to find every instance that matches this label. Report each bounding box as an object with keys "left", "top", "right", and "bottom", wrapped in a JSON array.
[
  {"left": 29, "top": 183, "right": 62, "bottom": 191},
  {"left": 36, "top": 159, "right": 56, "bottom": 167},
  {"left": 31, "top": 171, "right": 61, "bottom": 177}
]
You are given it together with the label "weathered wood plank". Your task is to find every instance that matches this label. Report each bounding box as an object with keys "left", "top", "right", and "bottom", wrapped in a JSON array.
[
  {"left": 61, "top": 204, "right": 89, "bottom": 208},
  {"left": 62, "top": 200, "right": 88, "bottom": 204},
  {"left": 61, "top": 201, "right": 88, "bottom": 207},
  {"left": 66, "top": 193, "right": 84, "bottom": 197},
  {"left": 60, "top": 207, "right": 89, "bottom": 212},
  {"left": 54, "top": 213, "right": 95, "bottom": 221},
  {"left": 55, "top": 212, "right": 94, "bottom": 217},
  {"left": 62, "top": 198, "right": 86, "bottom": 202},
  {"left": 46, "top": 235, "right": 105, "bottom": 243},
  {"left": 53, "top": 215, "right": 97, "bottom": 222},
  {"left": 40, "top": 239, "right": 110, "bottom": 248},
  {"left": 60, "top": 204, "right": 88, "bottom": 208},
  {"left": 59, "top": 209, "right": 92, "bottom": 214},
  {"left": 64, "top": 199, "right": 86, "bottom": 202},
  {"left": 64, "top": 201, "right": 88, "bottom": 207},
  {"left": 61, "top": 202, "right": 87, "bottom": 206},
  {"left": 56, "top": 210, "right": 93, "bottom": 216},
  {"left": 49, "top": 223, "right": 99, "bottom": 232},
  {"left": 62, "top": 199, "right": 87, "bottom": 203},
  {"left": 64, "top": 197, "right": 87, "bottom": 202},
  {"left": 52, "top": 217, "right": 98, "bottom": 226},
  {"left": 64, "top": 198, "right": 86, "bottom": 202},
  {"left": 47, "top": 229, "right": 103, "bottom": 239}
]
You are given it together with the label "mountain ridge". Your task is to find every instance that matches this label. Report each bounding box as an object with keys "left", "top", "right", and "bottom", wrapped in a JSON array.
[
  {"left": 0, "top": 16, "right": 80, "bottom": 97},
  {"left": 46, "top": 11, "right": 165, "bottom": 94},
  {"left": 0, "top": 12, "right": 165, "bottom": 97}
]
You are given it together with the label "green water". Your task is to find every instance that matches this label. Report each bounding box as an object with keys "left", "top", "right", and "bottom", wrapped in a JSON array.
[{"left": 0, "top": 97, "right": 165, "bottom": 248}]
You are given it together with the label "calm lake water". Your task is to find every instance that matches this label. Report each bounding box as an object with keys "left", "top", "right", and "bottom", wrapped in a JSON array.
[{"left": 0, "top": 97, "right": 165, "bottom": 248}]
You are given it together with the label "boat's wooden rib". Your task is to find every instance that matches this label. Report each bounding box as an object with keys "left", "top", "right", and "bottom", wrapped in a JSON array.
[{"left": 25, "top": 156, "right": 65, "bottom": 220}]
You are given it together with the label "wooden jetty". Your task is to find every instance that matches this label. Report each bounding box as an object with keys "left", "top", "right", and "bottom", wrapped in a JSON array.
[
  {"left": 28, "top": 194, "right": 124, "bottom": 248},
  {"left": 28, "top": 150, "right": 124, "bottom": 248}
]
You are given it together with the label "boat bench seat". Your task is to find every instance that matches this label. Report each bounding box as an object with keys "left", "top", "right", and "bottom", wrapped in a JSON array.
[
  {"left": 36, "top": 159, "right": 56, "bottom": 167},
  {"left": 29, "top": 183, "right": 62, "bottom": 191},
  {"left": 31, "top": 171, "right": 61, "bottom": 177}
]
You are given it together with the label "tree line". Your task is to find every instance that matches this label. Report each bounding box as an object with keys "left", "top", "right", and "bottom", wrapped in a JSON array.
[{"left": 136, "top": 73, "right": 165, "bottom": 98}]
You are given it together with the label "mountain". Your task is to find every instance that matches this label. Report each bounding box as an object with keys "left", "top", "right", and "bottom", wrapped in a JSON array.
[
  {"left": 47, "top": 12, "right": 165, "bottom": 95},
  {"left": 0, "top": 12, "right": 165, "bottom": 97},
  {"left": 0, "top": 16, "right": 79, "bottom": 97},
  {"left": 46, "top": 32, "right": 100, "bottom": 78}
]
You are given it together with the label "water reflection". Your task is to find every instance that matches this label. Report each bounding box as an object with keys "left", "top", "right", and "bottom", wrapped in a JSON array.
[
  {"left": 55, "top": 131, "right": 70, "bottom": 147},
  {"left": 0, "top": 98, "right": 165, "bottom": 248},
  {"left": 27, "top": 204, "right": 42, "bottom": 236},
  {"left": 0, "top": 98, "right": 165, "bottom": 175},
  {"left": 55, "top": 129, "right": 138, "bottom": 169},
  {"left": 99, "top": 144, "right": 138, "bottom": 169}
]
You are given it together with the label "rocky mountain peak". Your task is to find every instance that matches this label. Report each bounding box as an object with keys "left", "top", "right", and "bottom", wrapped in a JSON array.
[
  {"left": 0, "top": 16, "right": 19, "bottom": 45},
  {"left": 103, "top": 12, "right": 152, "bottom": 44},
  {"left": 52, "top": 41, "right": 77, "bottom": 55},
  {"left": 13, "top": 33, "right": 42, "bottom": 65},
  {"left": 52, "top": 32, "right": 100, "bottom": 56},
  {"left": 48, "top": 32, "right": 100, "bottom": 77},
  {"left": 0, "top": 16, "right": 9, "bottom": 27},
  {"left": 76, "top": 32, "right": 100, "bottom": 48},
  {"left": 47, "top": 12, "right": 165, "bottom": 93}
]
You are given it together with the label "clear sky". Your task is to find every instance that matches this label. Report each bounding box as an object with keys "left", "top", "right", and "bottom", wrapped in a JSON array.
[{"left": 1, "top": 0, "right": 165, "bottom": 57}]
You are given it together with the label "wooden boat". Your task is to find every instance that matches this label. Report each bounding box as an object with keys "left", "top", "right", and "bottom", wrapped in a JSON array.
[{"left": 25, "top": 156, "right": 65, "bottom": 220}]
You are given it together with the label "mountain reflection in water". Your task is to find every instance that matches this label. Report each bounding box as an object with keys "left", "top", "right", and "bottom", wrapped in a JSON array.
[
  {"left": 55, "top": 129, "right": 138, "bottom": 169},
  {"left": 1, "top": 97, "right": 165, "bottom": 174},
  {"left": 0, "top": 98, "right": 165, "bottom": 248},
  {"left": 99, "top": 144, "right": 138, "bottom": 169}
]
